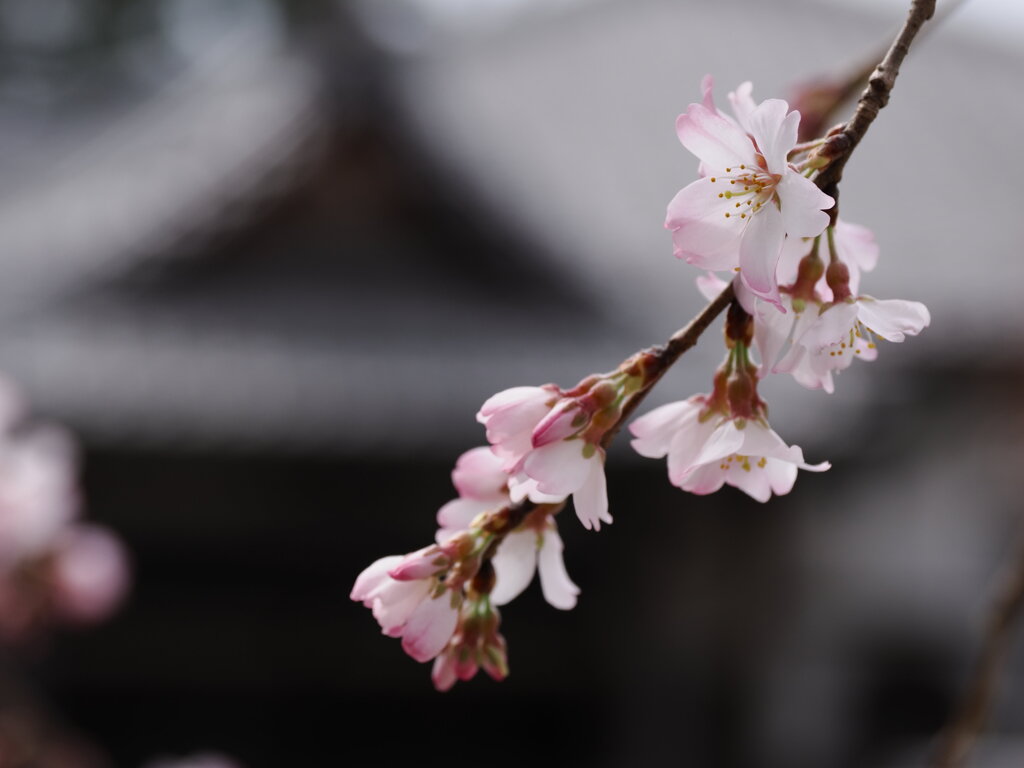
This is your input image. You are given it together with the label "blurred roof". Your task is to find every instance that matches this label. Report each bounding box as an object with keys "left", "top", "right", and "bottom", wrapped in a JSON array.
[{"left": 0, "top": 0, "right": 1017, "bottom": 454}]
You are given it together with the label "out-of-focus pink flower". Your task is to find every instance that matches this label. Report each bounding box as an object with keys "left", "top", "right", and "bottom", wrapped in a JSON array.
[
  {"left": 143, "top": 753, "right": 243, "bottom": 768},
  {"left": 51, "top": 524, "right": 130, "bottom": 624},
  {"left": 0, "top": 425, "right": 79, "bottom": 571},
  {"left": 667, "top": 80, "right": 834, "bottom": 306},
  {"left": 351, "top": 554, "right": 461, "bottom": 663},
  {"left": 631, "top": 399, "right": 829, "bottom": 502},
  {"left": 431, "top": 596, "right": 508, "bottom": 692}
]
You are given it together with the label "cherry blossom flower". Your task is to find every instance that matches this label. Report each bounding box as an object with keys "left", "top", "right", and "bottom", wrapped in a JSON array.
[
  {"left": 478, "top": 386, "right": 611, "bottom": 530},
  {"left": 351, "top": 554, "right": 461, "bottom": 663},
  {"left": 144, "top": 754, "right": 243, "bottom": 768},
  {"left": 771, "top": 296, "right": 931, "bottom": 392},
  {"left": 631, "top": 400, "right": 829, "bottom": 502},
  {"left": 667, "top": 83, "right": 834, "bottom": 306},
  {"left": 476, "top": 386, "right": 557, "bottom": 473},
  {"left": 51, "top": 524, "right": 130, "bottom": 624},
  {"left": 431, "top": 596, "right": 508, "bottom": 692},
  {"left": 436, "top": 448, "right": 579, "bottom": 611}
]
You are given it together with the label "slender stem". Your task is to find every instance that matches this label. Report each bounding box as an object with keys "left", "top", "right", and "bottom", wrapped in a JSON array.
[
  {"left": 814, "top": 0, "right": 937, "bottom": 218},
  {"left": 485, "top": 0, "right": 937, "bottom": 553},
  {"left": 798, "top": 0, "right": 967, "bottom": 141},
  {"left": 932, "top": 527, "right": 1024, "bottom": 767},
  {"left": 601, "top": 282, "right": 736, "bottom": 450}
]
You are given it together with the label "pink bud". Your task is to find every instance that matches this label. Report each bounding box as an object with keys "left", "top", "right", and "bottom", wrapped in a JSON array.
[
  {"left": 387, "top": 545, "right": 449, "bottom": 581},
  {"left": 52, "top": 524, "right": 130, "bottom": 625},
  {"left": 531, "top": 400, "right": 582, "bottom": 448}
]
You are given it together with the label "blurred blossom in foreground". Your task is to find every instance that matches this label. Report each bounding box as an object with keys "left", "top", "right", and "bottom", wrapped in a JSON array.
[
  {"left": 143, "top": 753, "right": 243, "bottom": 768},
  {"left": 0, "top": 377, "right": 129, "bottom": 640}
]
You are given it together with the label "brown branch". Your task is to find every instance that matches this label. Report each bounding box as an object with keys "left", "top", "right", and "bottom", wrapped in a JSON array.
[
  {"left": 483, "top": 0, "right": 937, "bottom": 558},
  {"left": 932, "top": 528, "right": 1024, "bottom": 767},
  {"left": 796, "top": 0, "right": 966, "bottom": 141},
  {"left": 814, "top": 0, "right": 937, "bottom": 216}
]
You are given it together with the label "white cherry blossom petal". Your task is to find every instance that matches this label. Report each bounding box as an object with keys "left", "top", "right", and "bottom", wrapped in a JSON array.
[
  {"left": 738, "top": 201, "right": 785, "bottom": 304},
  {"left": 524, "top": 440, "right": 592, "bottom": 497},
  {"left": 746, "top": 99, "right": 798, "bottom": 173},
  {"left": 401, "top": 591, "right": 460, "bottom": 663},
  {"left": 537, "top": 524, "right": 580, "bottom": 610},
  {"left": 572, "top": 454, "right": 610, "bottom": 531},
  {"left": 690, "top": 421, "right": 746, "bottom": 469},
  {"left": 490, "top": 528, "right": 539, "bottom": 606},
  {"left": 776, "top": 172, "right": 833, "bottom": 239},
  {"left": 675, "top": 102, "right": 758, "bottom": 170},
  {"left": 855, "top": 298, "right": 931, "bottom": 342},
  {"left": 629, "top": 399, "right": 702, "bottom": 459}
]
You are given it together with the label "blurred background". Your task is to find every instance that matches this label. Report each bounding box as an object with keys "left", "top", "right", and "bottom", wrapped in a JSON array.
[{"left": 0, "top": 0, "right": 1020, "bottom": 765}]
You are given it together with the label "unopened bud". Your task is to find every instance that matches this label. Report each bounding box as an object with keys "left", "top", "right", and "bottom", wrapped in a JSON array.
[
  {"left": 725, "top": 302, "right": 754, "bottom": 347},
  {"left": 471, "top": 559, "right": 496, "bottom": 596},
  {"left": 825, "top": 261, "right": 852, "bottom": 302},
  {"left": 727, "top": 371, "right": 756, "bottom": 420},
  {"left": 532, "top": 400, "right": 582, "bottom": 447},
  {"left": 791, "top": 252, "right": 824, "bottom": 302}
]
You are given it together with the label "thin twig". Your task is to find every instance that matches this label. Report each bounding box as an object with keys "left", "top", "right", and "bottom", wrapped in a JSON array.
[
  {"left": 798, "top": 0, "right": 967, "bottom": 140},
  {"left": 815, "top": 0, "right": 937, "bottom": 217},
  {"left": 486, "top": 0, "right": 937, "bottom": 551},
  {"left": 932, "top": 528, "right": 1024, "bottom": 767}
]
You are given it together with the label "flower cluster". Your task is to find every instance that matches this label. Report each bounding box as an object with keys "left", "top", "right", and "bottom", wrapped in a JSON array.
[
  {"left": 353, "top": 75, "right": 929, "bottom": 690},
  {"left": 0, "top": 378, "right": 129, "bottom": 640}
]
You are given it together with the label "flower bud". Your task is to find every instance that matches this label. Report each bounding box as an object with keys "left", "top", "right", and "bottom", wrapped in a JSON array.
[
  {"left": 531, "top": 399, "right": 582, "bottom": 447},
  {"left": 725, "top": 302, "right": 754, "bottom": 347},
  {"left": 826, "top": 261, "right": 852, "bottom": 302},
  {"left": 388, "top": 545, "right": 450, "bottom": 581}
]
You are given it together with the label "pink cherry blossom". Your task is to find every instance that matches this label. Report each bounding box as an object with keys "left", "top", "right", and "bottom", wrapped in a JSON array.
[
  {"left": 476, "top": 386, "right": 557, "bottom": 472},
  {"left": 431, "top": 597, "right": 508, "bottom": 692},
  {"left": 667, "top": 82, "right": 834, "bottom": 305},
  {"left": 144, "top": 754, "right": 243, "bottom": 768},
  {"left": 351, "top": 555, "right": 460, "bottom": 663},
  {"left": 51, "top": 524, "right": 130, "bottom": 624},
  {"left": 434, "top": 448, "right": 579, "bottom": 611},
  {"left": 477, "top": 387, "right": 612, "bottom": 530},
  {"left": 631, "top": 401, "right": 829, "bottom": 502},
  {"left": 489, "top": 516, "right": 579, "bottom": 610},
  {"left": 770, "top": 296, "right": 931, "bottom": 393}
]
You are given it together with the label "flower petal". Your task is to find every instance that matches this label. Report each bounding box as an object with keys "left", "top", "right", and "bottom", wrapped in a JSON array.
[
  {"left": 537, "top": 523, "right": 580, "bottom": 610},
  {"left": 666, "top": 413, "right": 722, "bottom": 484},
  {"left": 451, "top": 446, "right": 508, "bottom": 500},
  {"left": 776, "top": 172, "right": 833, "bottom": 239},
  {"left": 746, "top": 99, "right": 798, "bottom": 173},
  {"left": 666, "top": 179, "right": 743, "bottom": 270},
  {"left": 629, "top": 399, "right": 702, "bottom": 459},
  {"left": 727, "top": 81, "right": 757, "bottom": 132},
  {"left": 690, "top": 420, "right": 746, "bottom": 469},
  {"left": 351, "top": 555, "right": 403, "bottom": 602},
  {"left": 524, "top": 440, "right": 592, "bottom": 496},
  {"left": 401, "top": 591, "right": 460, "bottom": 663},
  {"left": 676, "top": 102, "right": 758, "bottom": 170},
  {"left": 739, "top": 203, "right": 785, "bottom": 305},
  {"left": 572, "top": 453, "right": 611, "bottom": 531},
  {"left": 490, "top": 528, "right": 539, "bottom": 606},
  {"left": 695, "top": 271, "right": 729, "bottom": 302},
  {"left": 436, "top": 497, "right": 493, "bottom": 535},
  {"left": 679, "top": 462, "right": 727, "bottom": 495},
  {"left": 855, "top": 298, "right": 931, "bottom": 343}
]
